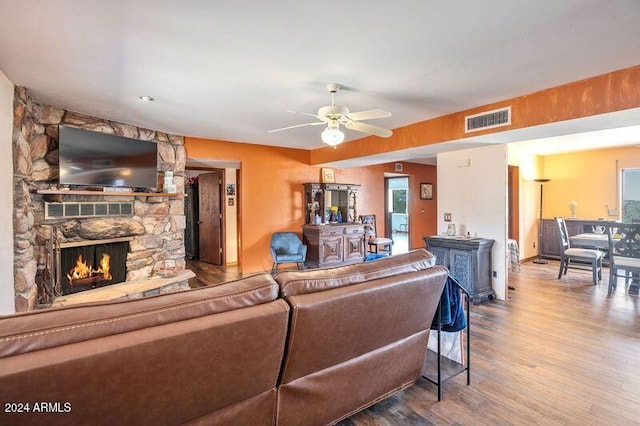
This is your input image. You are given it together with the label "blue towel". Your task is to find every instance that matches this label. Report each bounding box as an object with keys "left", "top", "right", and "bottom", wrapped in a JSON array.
[
  {"left": 431, "top": 275, "right": 467, "bottom": 332},
  {"left": 364, "top": 253, "right": 389, "bottom": 262}
]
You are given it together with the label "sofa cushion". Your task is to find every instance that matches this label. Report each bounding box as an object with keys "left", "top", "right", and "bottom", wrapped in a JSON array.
[
  {"left": 0, "top": 273, "right": 278, "bottom": 358},
  {"left": 274, "top": 249, "right": 448, "bottom": 425},
  {"left": 277, "top": 266, "right": 448, "bottom": 384},
  {"left": 275, "top": 248, "right": 436, "bottom": 297}
]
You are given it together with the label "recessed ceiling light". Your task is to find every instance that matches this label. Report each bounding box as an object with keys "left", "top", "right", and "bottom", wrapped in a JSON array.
[{"left": 138, "top": 96, "right": 154, "bottom": 102}]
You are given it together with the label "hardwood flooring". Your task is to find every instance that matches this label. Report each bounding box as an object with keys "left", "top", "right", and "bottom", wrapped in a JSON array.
[
  {"left": 341, "top": 260, "right": 640, "bottom": 425},
  {"left": 186, "top": 259, "right": 243, "bottom": 288},
  {"left": 188, "top": 259, "right": 640, "bottom": 425}
]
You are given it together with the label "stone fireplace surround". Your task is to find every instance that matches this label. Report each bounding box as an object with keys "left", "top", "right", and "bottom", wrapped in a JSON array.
[{"left": 13, "top": 87, "right": 193, "bottom": 312}]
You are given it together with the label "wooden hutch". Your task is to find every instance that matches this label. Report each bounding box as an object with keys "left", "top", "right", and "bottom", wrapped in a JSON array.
[{"left": 302, "top": 183, "right": 366, "bottom": 268}]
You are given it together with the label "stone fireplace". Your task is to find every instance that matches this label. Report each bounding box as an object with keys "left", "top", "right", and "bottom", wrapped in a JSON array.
[{"left": 12, "top": 87, "right": 193, "bottom": 311}]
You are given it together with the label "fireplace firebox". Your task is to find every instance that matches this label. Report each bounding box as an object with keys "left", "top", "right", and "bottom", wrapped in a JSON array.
[{"left": 59, "top": 240, "right": 129, "bottom": 295}]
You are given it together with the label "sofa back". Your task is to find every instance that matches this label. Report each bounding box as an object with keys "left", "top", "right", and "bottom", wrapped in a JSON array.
[
  {"left": 274, "top": 249, "right": 448, "bottom": 426},
  {"left": 0, "top": 274, "right": 289, "bottom": 426}
]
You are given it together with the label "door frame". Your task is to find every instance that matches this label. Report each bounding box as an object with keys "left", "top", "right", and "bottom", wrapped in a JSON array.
[
  {"left": 385, "top": 176, "right": 410, "bottom": 240},
  {"left": 187, "top": 166, "right": 226, "bottom": 265}
]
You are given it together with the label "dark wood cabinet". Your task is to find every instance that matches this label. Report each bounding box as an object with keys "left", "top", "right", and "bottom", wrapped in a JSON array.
[
  {"left": 540, "top": 218, "right": 606, "bottom": 259},
  {"left": 303, "top": 224, "right": 365, "bottom": 268},
  {"left": 303, "top": 183, "right": 360, "bottom": 224},
  {"left": 302, "top": 182, "right": 365, "bottom": 268},
  {"left": 424, "top": 236, "right": 495, "bottom": 304}
]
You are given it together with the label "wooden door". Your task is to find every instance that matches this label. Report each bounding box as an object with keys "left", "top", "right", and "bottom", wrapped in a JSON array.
[
  {"left": 198, "top": 172, "right": 223, "bottom": 264},
  {"left": 508, "top": 166, "right": 520, "bottom": 243}
]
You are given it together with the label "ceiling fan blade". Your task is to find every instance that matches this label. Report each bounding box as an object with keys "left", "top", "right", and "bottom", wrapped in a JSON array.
[
  {"left": 346, "top": 121, "right": 393, "bottom": 138},
  {"left": 346, "top": 109, "right": 392, "bottom": 121},
  {"left": 287, "top": 110, "right": 327, "bottom": 121},
  {"left": 268, "top": 121, "right": 324, "bottom": 133}
]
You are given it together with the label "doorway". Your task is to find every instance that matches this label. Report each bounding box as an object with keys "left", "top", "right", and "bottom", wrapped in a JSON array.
[{"left": 386, "top": 177, "right": 409, "bottom": 254}]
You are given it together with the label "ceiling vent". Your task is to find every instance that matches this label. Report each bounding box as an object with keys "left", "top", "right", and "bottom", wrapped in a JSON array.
[{"left": 465, "top": 106, "right": 511, "bottom": 133}]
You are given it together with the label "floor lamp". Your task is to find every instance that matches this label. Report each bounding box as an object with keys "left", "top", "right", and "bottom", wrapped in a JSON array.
[{"left": 533, "top": 178, "right": 550, "bottom": 264}]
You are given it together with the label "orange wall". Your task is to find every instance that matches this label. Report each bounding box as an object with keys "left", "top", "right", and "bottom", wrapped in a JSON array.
[
  {"left": 310, "top": 65, "right": 640, "bottom": 165},
  {"left": 184, "top": 138, "right": 437, "bottom": 273},
  {"left": 542, "top": 146, "right": 640, "bottom": 220}
]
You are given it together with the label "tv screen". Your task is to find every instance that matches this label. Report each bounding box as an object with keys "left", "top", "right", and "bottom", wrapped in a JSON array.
[{"left": 58, "top": 125, "right": 158, "bottom": 189}]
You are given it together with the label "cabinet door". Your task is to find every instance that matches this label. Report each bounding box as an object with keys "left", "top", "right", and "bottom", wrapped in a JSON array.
[
  {"left": 541, "top": 219, "right": 561, "bottom": 257},
  {"left": 449, "top": 249, "right": 473, "bottom": 294},
  {"left": 344, "top": 234, "right": 365, "bottom": 261},
  {"left": 429, "top": 246, "right": 450, "bottom": 268},
  {"left": 320, "top": 236, "right": 344, "bottom": 264}
]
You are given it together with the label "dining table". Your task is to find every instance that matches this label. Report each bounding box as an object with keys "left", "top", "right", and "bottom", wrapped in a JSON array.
[
  {"left": 570, "top": 232, "right": 639, "bottom": 293},
  {"left": 569, "top": 232, "right": 610, "bottom": 250}
]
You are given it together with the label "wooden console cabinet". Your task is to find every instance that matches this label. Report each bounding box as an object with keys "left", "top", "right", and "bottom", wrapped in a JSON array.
[
  {"left": 424, "top": 236, "right": 495, "bottom": 304},
  {"left": 540, "top": 218, "right": 614, "bottom": 259},
  {"left": 302, "top": 182, "right": 365, "bottom": 268},
  {"left": 303, "top": 224, "right": 366, "bottom": 268},
  {"left": 303, "top": 183, "right": 360, "bottom": 224}
]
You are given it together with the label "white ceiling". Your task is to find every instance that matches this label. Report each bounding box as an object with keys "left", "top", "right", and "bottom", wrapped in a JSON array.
[{"left": 1, "top": 1, "right": 640, "bottom": 165}]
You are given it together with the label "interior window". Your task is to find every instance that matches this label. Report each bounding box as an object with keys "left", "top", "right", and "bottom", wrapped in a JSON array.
[{"left": 622, "top": 168, "right": 640, "bottom": 222}]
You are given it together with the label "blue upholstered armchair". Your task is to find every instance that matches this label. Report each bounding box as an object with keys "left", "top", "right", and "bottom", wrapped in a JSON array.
[{"left": 269, "top": 232, "right": 307, "bottom": 275}]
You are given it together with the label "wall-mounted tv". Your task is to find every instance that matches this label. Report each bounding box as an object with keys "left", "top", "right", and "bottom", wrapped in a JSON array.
[{"left": 58, "top": 125, "right": 158, "bottom": 189}]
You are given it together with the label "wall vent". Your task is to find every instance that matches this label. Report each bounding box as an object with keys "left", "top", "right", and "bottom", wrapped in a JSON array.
[
  {"left": 45, "top": 202, "right": 134, "bottom": 220},
  {"left": 465, "top": 106, "right": 511, "bottom": 133}
]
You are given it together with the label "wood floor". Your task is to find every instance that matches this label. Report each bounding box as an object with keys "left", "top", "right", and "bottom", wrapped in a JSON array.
[{"left": 188, "top": 259, "right": 640, "bottom": 425}]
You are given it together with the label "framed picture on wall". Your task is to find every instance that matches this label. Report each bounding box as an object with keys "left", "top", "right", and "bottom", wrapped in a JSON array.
[
  {"left": 226, "top": 184, "right": 236, "bottom": 196},
  {"left": 420, "top": 183, "right": 433, "bottom": 200},
  {"left": 321, "top": 167, "right": 336, "bottom": 183}
]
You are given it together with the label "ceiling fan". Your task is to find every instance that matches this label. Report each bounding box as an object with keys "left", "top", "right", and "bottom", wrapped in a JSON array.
[{"left": 269, "top": 83, "right": 393, "bottom": 146}]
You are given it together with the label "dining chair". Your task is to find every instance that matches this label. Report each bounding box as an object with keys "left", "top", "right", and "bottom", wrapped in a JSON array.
[
  {"left": 554, "top": 217, "right": 603, "bottom": 286},
  {"left": 606, "top": 223, "right": 640, "bottom": 295},
  {"left": 360, "top": 214, "right": 393, "bottom": 255}
]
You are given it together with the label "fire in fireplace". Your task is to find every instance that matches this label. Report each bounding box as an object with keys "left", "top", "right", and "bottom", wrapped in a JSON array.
[
  {"left": 60, "top": 241, "right": 128, "bottom": 295},
  {"left": 67, "top": 253, "right": 112, "bottom": 285}
]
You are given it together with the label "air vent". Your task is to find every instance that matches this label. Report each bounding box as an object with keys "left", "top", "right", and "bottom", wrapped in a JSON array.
[
  {"left": 465, "top": 106, "right": 511, "bottom": 133},
  {"left": 45, "top": 202, "right": 134, "bottom": 220}
]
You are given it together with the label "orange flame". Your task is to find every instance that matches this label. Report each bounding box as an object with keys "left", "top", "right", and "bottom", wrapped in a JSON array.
[
  {"left": 99, "top": 253, "right": 111, "bottom": 280},
  {"left": 67, "top": 255, "right": 92, "bottom": 282},
  {"left": 67, "top": 253, "right": 113, "bottom": 285}
]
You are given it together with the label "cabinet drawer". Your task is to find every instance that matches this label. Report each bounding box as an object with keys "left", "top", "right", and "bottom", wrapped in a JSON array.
[
  {"left": 345, "top": 226, "right": 364, "bottom": 235},
  {"left": 319, "top": 227, "right": 344, "bottom": 236}
]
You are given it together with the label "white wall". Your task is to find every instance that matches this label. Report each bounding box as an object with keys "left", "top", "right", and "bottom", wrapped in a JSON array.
[
  {"left": 437, "top": 144, "right": 508, "bottom": 301},
  {"left": 224, "top": 168, "right": 238, "bottom": 264},
  {"left": 0, "top": 70, "right": 15, "bottom": 314}
]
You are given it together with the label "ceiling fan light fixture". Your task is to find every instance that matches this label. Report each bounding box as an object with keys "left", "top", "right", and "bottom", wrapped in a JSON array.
[{"left": 321, "top": 123, "right": 344, "bottom": 146}]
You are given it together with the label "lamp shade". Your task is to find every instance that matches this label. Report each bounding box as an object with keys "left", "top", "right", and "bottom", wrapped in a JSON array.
[{"left": 321, "top": 126, "right": 344, "bottom": 146}]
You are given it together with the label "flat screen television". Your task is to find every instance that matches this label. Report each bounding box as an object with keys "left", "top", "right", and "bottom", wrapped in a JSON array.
[{"left": 58, "top": 125, "right": 158, "bottom": 189}]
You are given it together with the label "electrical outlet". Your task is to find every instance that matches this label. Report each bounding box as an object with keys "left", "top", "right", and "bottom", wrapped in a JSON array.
[
  {"left": 444, "top": 213, "right": 452, "bottom": 222},
  {"left": 533, "top": 242, "right": 536, "bottom": 249},
  {"left": 492, "top": 271, "right": 497, "bottom": 278}
]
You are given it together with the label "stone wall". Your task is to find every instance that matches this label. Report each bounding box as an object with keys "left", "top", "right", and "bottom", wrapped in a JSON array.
[{"left": 12, "top": 87, "right": 187, "bottom": 311}]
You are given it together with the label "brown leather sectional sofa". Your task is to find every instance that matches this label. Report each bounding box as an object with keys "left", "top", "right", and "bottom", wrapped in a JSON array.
[{"left": 0, "top": 249, "right": 447, "bottom": 425}]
